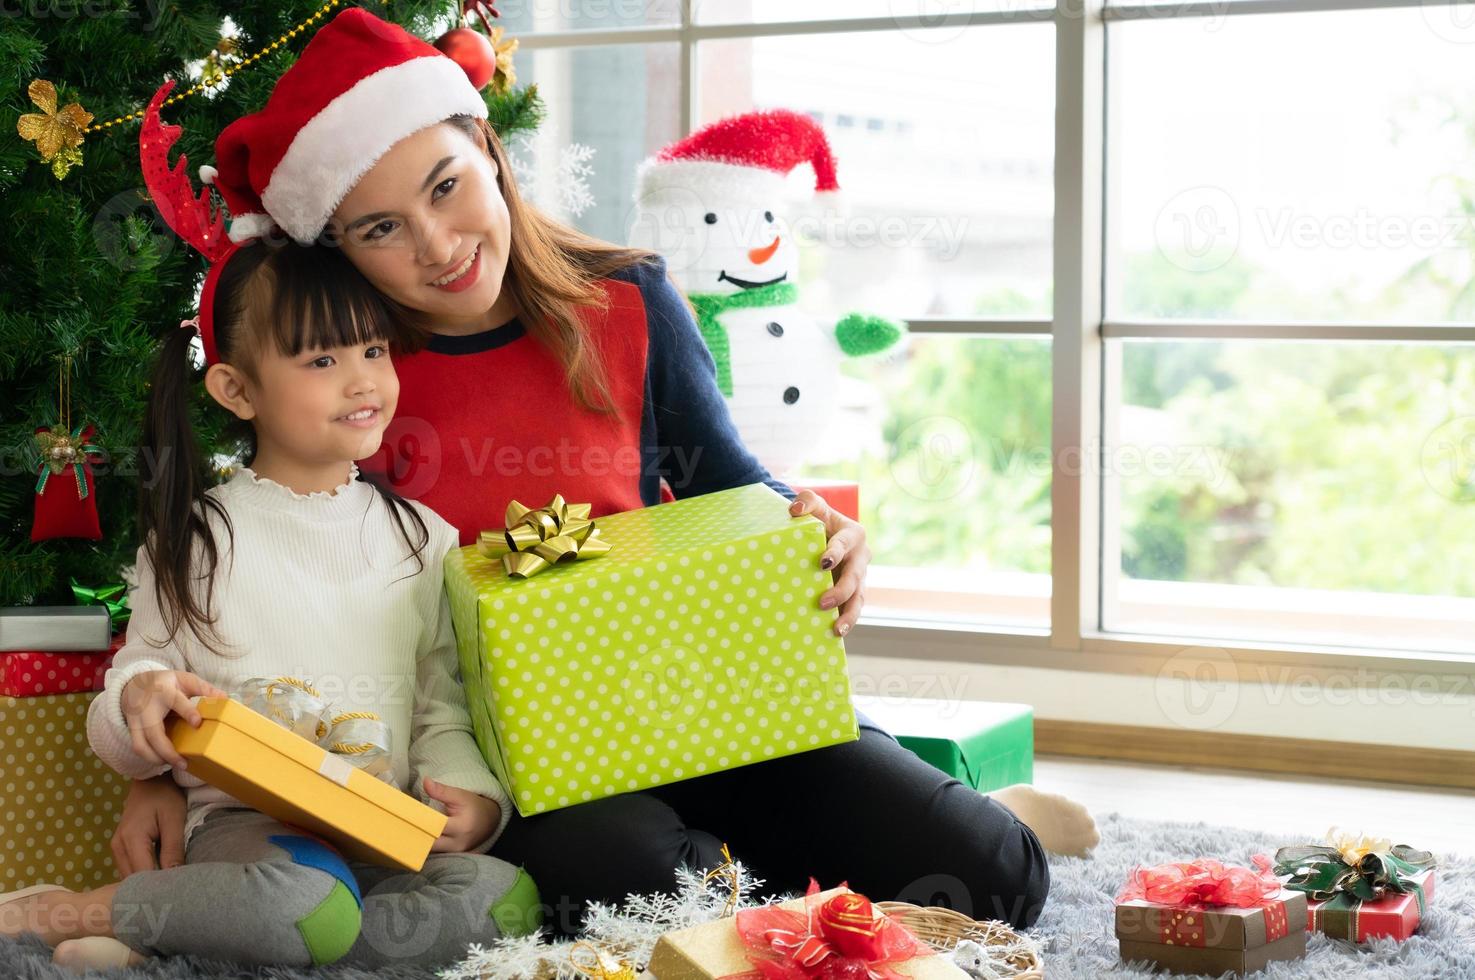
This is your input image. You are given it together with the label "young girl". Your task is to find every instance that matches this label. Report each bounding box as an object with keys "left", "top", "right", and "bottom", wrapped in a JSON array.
[
  {"left": 115, "top": 6, "right": 1097, "bottom": 941},
  {"left": 0, "top": 88, "right": 539, "bottom": 973}
]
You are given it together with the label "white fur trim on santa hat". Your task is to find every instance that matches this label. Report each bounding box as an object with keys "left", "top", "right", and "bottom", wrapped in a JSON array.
[
  {"left": 227, "top": 212, "right": 277, "bottom": 243},
  {"left": 261, "top": 56, "right": 488, "bottom": 244},
  {"left": 634, "top": 158, "right": 787, "bottom": 209}
]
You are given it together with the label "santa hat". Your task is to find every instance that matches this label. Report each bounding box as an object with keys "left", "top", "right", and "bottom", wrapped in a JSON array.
[
  {"left": 635, "top": 108, "right": 840, "bottom": 206},
  {"left": 211, "top": 7, "right": 488, "bottom": 245}
]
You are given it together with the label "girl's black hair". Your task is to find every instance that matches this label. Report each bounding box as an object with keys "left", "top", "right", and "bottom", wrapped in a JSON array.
[{"left": 139, "top": 239, "right": 430, "bottom": 658}]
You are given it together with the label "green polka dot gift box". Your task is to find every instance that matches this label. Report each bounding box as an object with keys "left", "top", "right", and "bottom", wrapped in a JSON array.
[
  {"left": 444, "top": 483, "right": 859, "bottom": 816},
  {"left": 1, "top": 693, "right": 130, "bottom": 892}
]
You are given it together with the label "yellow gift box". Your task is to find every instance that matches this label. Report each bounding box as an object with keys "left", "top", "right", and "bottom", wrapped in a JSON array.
[
  {"left": 646, "top": 886, "right": 969, "bottom": 980},
  {"left": 167, "top": 697, "right": 446, "bottom": 871},
  {"left": 0, "top": 693, "right": 129, "bottom": 892}
]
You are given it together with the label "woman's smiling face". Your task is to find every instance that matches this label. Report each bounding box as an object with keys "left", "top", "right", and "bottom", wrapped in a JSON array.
[{"left": 331, "top": 122, "right": 514, "bottom": 332}]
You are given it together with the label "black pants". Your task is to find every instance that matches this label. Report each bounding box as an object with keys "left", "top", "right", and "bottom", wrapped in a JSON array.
[{"left": 490, "top": 719, "right": 1050, "bottom": 937}]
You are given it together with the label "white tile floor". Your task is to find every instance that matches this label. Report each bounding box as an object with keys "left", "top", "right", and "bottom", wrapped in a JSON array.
[{"left": 1034, "top": 755, "right": 1475, "bottom": 857}]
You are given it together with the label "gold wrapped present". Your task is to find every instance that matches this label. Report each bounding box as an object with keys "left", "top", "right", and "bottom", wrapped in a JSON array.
[
  {"left": 0, "top": 693, "right": 129, "bottom": 891},
  {"left": 647, "top": 885, "right": 969, "bottom": 980}
]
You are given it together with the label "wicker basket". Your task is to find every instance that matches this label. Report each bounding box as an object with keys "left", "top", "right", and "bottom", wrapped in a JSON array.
[{"left": 874, "top": 902, "right": 1044, "bottom": 980}]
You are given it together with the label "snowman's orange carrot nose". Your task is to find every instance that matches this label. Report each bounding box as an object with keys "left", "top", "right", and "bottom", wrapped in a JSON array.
[{"left": 749, "top": 237, "right": 781, "bottom": 264}]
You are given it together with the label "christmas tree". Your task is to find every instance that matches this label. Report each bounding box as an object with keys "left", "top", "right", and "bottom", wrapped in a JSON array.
[{"left": 0, "top": 0, "right": 538, "bottom": 607}]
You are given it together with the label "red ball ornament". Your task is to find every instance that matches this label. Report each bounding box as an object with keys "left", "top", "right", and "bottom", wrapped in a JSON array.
[{"left": 435, "top": 27, "right": 496, "bottom": 90}]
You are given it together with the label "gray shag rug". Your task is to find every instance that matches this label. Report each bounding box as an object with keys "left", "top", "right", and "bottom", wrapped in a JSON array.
[
  {"left": 3, "top": 811, "right": 1469, "bottom": 978},
  {"left": 1032, "top": 812, "right": 1473, "bottom": 979}
]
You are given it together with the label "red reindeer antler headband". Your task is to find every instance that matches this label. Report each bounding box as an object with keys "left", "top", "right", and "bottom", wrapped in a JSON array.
[{"left": 140, "top": 80, "right": 254, "bottom": 367}]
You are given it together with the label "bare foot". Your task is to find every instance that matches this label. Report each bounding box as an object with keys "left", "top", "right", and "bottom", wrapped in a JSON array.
[
  {"left": 54, "top": 936, "right": 149, "bottom": 972},
  {"left": 988, "top": 784, "right": 1100, "bottom": 857}
]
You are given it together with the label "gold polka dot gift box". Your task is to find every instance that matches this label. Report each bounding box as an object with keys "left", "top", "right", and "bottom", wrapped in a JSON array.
[
  {"left": 0, "top": 693, "right": 130, "bottom": 892},
  {"left": 444, "top": 482, "right": 859, "bottom": 816},
  {"left": 1114, "top": 864, "right": 1308, "bottom": 976}
]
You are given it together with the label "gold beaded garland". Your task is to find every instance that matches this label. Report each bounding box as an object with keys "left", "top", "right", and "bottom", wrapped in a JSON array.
[{"left": 81, "top": 0, "right": 344, "bottom": 135}]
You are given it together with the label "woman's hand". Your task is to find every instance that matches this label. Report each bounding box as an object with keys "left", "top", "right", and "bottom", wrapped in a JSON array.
[
  {"left": 424, "top": 777, "right": 501, "bottom": 853},
  {"left": 112, "top": 774, "right": 189, "bottom": 877},
  {"left": 790, "top": 490, "right": 871, "bottom": 637},
  {"left": 120, "top": 670, "right": 229, "bottom": 769}
]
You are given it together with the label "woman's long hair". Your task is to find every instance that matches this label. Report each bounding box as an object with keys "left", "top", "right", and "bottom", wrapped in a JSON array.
[
  {"left": 138, "top": 241, "right": 430, "bottom": 658},
  {"left": 401, "top": 115, "right": 659, "bottom": 415}
]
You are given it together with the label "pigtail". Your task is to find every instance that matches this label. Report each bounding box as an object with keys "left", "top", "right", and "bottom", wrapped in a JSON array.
[{"left": 137, "top": 324, "right": 237, "bottom": 658}]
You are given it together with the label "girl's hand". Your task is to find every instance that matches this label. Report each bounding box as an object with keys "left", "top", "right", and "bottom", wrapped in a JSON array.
[
  {"left": 789, "top": 490, "right": 871, "bottom": 637},
  {"left": 424, "top": 777, "right": 501, "bottom": 853},
  {"left": 120, "top": 670, "right": 229, "bottom": 769},
  {"left": 112, "top": 774, "right": 189, "bottom": 877}
]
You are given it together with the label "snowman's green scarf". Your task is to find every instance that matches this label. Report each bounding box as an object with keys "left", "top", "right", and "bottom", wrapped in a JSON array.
[{"left": 687, "top": 281, "right": 798, "bottom": 396}]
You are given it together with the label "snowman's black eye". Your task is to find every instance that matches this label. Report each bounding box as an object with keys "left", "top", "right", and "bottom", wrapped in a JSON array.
[
  {"left": 764, "top": 211, "right": 774, "bottom": 222},
  {"left": 704, "top": 213, "right": 718, "bottom": 224}
]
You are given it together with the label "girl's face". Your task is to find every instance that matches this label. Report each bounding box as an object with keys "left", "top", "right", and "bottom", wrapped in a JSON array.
[
  {"left": 208, "top": 339, "right": 399, "bottom": 468},
  {"left": 332, "top": 123, "right": 514, "bottom": 332}
]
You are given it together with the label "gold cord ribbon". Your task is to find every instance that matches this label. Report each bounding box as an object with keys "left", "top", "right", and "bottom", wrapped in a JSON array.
[
  {"left": 703, "top": 842, "right": 741, "bottom": 918},
  {"left": 33, "top": 354, "right": 102, "bottom": 499},
  {"left": 236, "top": 676, "right": 393, "bottom": 778}
]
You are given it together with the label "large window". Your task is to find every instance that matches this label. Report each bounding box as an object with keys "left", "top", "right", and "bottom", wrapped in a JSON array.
[
  {"left": 504, "top": 0, "right": 1472, "bottom": 660},
  {"left": 1101, "top": 2, "right": 1475, "bottom": 657},
  {"left": 509, "top": 4, "right": 1056, "bottom": 629}
]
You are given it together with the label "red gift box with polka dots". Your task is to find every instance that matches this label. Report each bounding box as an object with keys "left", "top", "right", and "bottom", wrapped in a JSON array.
[{"left": 0, "top": 635, "right": 120, "bottom": 697}]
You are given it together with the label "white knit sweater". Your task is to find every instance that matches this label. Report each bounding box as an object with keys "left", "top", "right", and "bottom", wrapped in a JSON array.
[{"left": 87, "top": 463, "right": 513, "bottom": 852}]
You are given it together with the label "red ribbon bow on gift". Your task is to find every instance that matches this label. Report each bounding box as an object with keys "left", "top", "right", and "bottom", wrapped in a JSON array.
[
  {"left": 720, "top": 879, "right": 925, "bottom": 980},
  {"left": 1115, "top": 854, "right": 1283, "bottom": 910}
]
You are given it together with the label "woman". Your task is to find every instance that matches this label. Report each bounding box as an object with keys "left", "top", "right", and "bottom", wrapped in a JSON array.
[{"left": 113, "top": 7, "right": 1093, "bottom": 946}]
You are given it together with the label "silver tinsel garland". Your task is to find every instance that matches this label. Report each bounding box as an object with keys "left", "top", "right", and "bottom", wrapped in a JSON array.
[{"left": 438, "top": 861, "right": 772, "bottom": 980}]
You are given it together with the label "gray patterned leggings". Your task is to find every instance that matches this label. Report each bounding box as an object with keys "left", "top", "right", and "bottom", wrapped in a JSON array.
[{"left": 110, "top": 807, "right": 541, "bottom": 969}]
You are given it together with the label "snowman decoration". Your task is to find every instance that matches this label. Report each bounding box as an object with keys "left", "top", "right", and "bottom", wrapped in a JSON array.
[{"left": 628, "top": 109, "right": 904, "bottom": 479}]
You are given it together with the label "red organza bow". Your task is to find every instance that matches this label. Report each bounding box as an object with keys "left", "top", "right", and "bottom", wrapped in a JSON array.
[
  {"left": 1115, "top": 855, "right": 1283, "bottom": 909},
  {"left": 720, "top": 880, "right": 925, "bottom": 980}
]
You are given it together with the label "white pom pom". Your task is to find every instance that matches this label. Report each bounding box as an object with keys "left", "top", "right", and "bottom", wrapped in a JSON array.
[
  {"left": 227, "top": 212, "right": 276, "bottom": 243},
  {"left": 198, "top": 165, "right": 219, "bottom": 185}
]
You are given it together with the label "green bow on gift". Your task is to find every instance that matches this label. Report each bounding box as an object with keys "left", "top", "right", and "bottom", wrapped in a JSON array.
[
  {"left": 1273, "top": 829, "right": 1436, "bottom": 917},
  {"left": 477, "top": 493, "right": 612, "bottom": 579},
  {"left": 71, "top": 578, "right": 130, "bottom": 632}
]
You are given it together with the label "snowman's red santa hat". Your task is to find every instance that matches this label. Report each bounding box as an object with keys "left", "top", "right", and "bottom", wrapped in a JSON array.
[
  {"left": 636, "top": 108, "right": 840, "bottom": 206},
  {"left": 209, "top": 7, "right": 488, "bottom": 245}
]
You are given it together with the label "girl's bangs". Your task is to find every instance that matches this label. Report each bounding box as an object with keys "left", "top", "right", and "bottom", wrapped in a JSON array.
[{"left": 265, "top": 242, "right": 402, "bottom": 357}]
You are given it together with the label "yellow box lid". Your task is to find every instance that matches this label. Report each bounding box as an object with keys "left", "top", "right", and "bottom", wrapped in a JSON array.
[{"left": 190, "top": 697, "right": 444, "bottom": 837}]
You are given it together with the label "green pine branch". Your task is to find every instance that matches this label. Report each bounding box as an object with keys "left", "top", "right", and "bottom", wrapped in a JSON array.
[{"left": 1, "top": 0, "right": 510, "bottom": 608}]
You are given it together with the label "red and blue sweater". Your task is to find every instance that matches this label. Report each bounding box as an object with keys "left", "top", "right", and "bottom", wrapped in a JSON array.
[
  {"left": 361, "top": 255, "right": 794, "bottom": 545},
  {"left": 362, "top": 254, "right": 883, "bottom": 736}
]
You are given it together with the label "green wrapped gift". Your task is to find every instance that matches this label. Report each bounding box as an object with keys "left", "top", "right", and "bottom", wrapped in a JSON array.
[
  {"left": 853, "top": 695, "right": 1033, "bottom": 791},
  {"left": 445, "top": 483, "right": 859, "bottom": 816}
]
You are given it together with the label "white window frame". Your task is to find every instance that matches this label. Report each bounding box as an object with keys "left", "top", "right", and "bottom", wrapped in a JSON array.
[{"left": 517, "top": 0, "right": 1475, "bottom": 683}]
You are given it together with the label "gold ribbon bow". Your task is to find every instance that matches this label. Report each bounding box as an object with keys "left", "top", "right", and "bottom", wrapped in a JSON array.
[{"left": 477, "top": 493, "right": 612, "bottom": 579}]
